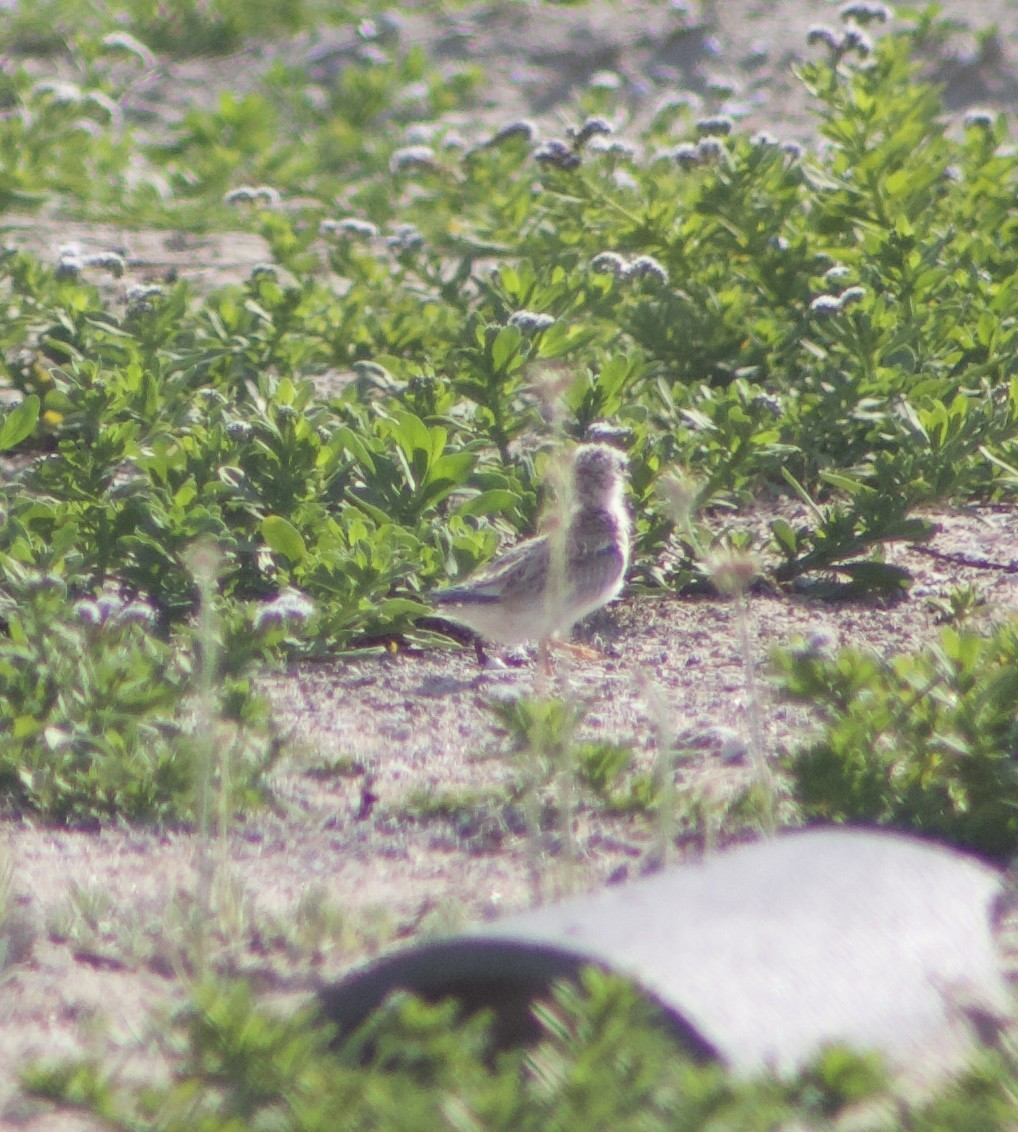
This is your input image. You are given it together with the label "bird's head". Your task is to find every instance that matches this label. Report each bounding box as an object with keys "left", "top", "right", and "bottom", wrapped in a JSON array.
[{"left": 571, "top": 442, "right": 628, "bottom": 505}]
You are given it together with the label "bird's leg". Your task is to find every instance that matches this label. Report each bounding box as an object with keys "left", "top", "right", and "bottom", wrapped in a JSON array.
[
  {"left": 548, "top": 638, "right": 602, "bottom": 661},
  {"left": 473, "top": 637, "right": 489, "bottom": 667},
  {"left": 538, "top": 637, "right": 554, "bottom": 677}
]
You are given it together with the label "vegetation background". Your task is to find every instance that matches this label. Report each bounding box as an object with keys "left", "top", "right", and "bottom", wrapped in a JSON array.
[{"left": 5, "top": 0, "right": 1018, "bottom": 1126}]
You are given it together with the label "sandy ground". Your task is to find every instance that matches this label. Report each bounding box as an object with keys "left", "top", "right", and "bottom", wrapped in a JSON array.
[{"left": 6, "top": 2, "right": 1018, "bottom": 1125}]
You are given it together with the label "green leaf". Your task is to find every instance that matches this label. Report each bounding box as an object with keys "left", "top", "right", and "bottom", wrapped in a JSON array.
[
  {"left": 836, "top": 560, "right": 913, "bottom": 593},
  {"left": 490, "top": 326, "right": 523, "bottom": 373},
  {"left": 0, "top": 395, "right": 40, "bottom": 452},
  {"left": 770, "top": 518, "right": 800, "bottom": 556},
  {"left": 454, "top": 489, "right": 519, "bottom": 518},
  {"left": 261, "top": 515, "right": 306, "bottom": 564},
  {"left": 818, "top": 471, "right": 874, "bottom": 497}
]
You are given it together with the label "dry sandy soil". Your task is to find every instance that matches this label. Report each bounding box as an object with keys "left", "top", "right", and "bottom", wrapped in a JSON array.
[{"left": 6, "top": 1, "right": 1018, "bottom": 1126}]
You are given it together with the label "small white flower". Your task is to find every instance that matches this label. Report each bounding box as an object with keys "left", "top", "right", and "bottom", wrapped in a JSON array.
[
  {"left": 705, "top": 74, "right": 739, "bottom": 97},
  {"left": 224, "top": 185, "right": 281, "bottom": 206},
  {"left": 672, "top": 142, "right": 701, "bottom": 168},
  {"left": 696, "top": 115, "right": 733, "bottom": 136},
  {"left": 696, "top": 135, "right": 727, "bottom": 163},
  {"left": 534, "top": 139, "right": 581, "bottom": 170},
  {"left": 488, "top": 119, "right": 538, "bottom": 146},
  {"left": 116, "top": 600, "right": 158, "bottom": 628},
  {"left": 389, "top": 145, "right": 439, "bottom": 174},
  {"left": 403, "top": 123, "right": 437, "bottom": 145},
  {"left": 806, "top": 24, "right": 841, "bottom": 50},
  {"left": 81, "top": 251, "right": 126, "bottom": 277},
  {"left": 572, "top": 116, "right": 614, "bottom": 146},
  {"left": 253, "top": 588, "right": 316, "bottom": 631},
  {"left": 74, "top": 598, "right": 102, "bottom": 626},
  {"left": 587, "top": 136, "right": 635, "bottom": 159},
  {"left": 838, "top": 285, "right": 867, "bottom": 308},
  {"left": 507, "top": 310, "right": 555, "bottom": 334},
  {"left": 625, "top": 255, "right": 669, "bottom": 285},
  {"left": 386, "top": 223, "right": 424, "bottom": 254},
  {"left": 824, "top": 264, "right": 852, "bottom": 283},
  {"left": 589, "top": 251, "right": 628, "bottom": 275},
  {"left": 841, "top": 26, "right": 873, "bottom": 56},
  {"left": 839, "top": 2, "right": 892, "bottom": 25},
  {"left": 589, "top": 70, "right": 622, "bottom": 90},
  {"left": 83, "top": 90, "right": 121, "bottom": 125},
  {"left": 651, "top": 91, "right": 701, "bottom": 123},
  {"left": 752, "top": 393, "right": 782, "bottom": 417},
  {"left": 125, "top": 283, "right": 164, "bottom": 314},
  {"left": 56, "top": 251, "right": 81, "bottom": 279},
  {"left": 963, "top": 108, "right": 995, "bottom": 130},
  {"left": 75, "top": 592, "right": 156, "bottom": 629},
  {"left": 810, "top": 293, "right": 844, "bottom": 315},
  {"left": 352, "top": 360, "right": 394, "bottom": 384},
  {"left": 100, "top": 30, "right": 156, "bottom": 67},
  {"left": 320, "top": 217, "right": 379, "bottom": 240},
  {"left": 31, "top": 79, "right": 82, "bottom": 104}
]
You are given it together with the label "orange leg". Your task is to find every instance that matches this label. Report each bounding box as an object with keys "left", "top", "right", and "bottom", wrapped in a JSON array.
[{"left": 547, "top": 639, "right": 602, "bottom": 662}]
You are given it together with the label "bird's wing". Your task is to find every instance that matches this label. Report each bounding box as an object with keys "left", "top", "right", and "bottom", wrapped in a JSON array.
[{"left": 433, "top": 535, "right": 550, "bottom": 606}]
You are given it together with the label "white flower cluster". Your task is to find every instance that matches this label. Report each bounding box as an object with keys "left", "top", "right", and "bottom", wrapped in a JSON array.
[
  {"left": 963, "top": 109, "right": 995, "bottom": 130},
  {"left": 252, "top": 588, "right": 316, "bottom": 631},
  {"left": 386, "top": 223, "right": 424, "bottom": 255},
  {"left": 586, "top": 136, "right": 636, "bottom": 160},
  {"left": 590, "top": 252, "right": 669, "bottom": 286},
  {"left": 223, "top": 185, "right": 281, "bottom": 207},
  {"left": 806, "top": 23, "right": 873, "bottom": 58},
  {"left": 56, "top": 244, "right": 127, "bottom": 280},
  {"left": 507, "top": 310, "right": 555, "bottom": 334},
  {"left": 839, "top": 2, "right": 892, "bottom": 25},
  {"left": 534, "top": 139, "right": 581, "bottom": 171},
  {"left": 695, "top": 115, "right": 734, "bottom": 137},
  {"left": 589, "top": 252, "right": 628, "bottom": 276},
  {"left": 100, "top": 30, "right": 156, "bottom": 67},
  {"left": 487, "top": 119, "right": 538, "bottom": 147},
  {"left": 319, "top": 217, "right": 379, "bottom": 240},
  {"left": 673, "top": 134, "right": 732, "bottom": 169},
  {"left": 125, "top": 283, "right": 164, "bottom": 315},
  {"left": 570, "top": 116, "right": 614, "bottom": 147},
  {"left": 75, "top": 591, "right": 157, "bottom": 630},
  {"left": 388, "top": 145, "right": 439, "bottom": 175},
  {"left": 809, "top": 285, "right": 866, "bottom": 315}
]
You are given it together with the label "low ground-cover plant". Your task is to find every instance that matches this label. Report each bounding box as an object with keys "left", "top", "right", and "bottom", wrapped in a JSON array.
[
  {"left": 23, "top": 970, "right": 901, "bottom": 1130},
  {"left": 3, "top": 7, "right": 1018, "bottom": 635},
  {"left": 25, "top": 968, "right": 1018, "bottom": 1130},
  {"left": 775, "top": 623, "right": 1018, "bottom": 859},
  {"left": 0, "top": 4, "right": 1017, "bottom": 829},
  {"left": 4, "top": 0, "right": 339, "bottom": 58},
  {"left": 0, "top": 562, "right": 282, "bottom": 824}
]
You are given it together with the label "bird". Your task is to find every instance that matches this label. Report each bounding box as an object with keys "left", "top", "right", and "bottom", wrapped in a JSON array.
[{"left": 431, "top": 442, "right": 630, "bottom": 667}]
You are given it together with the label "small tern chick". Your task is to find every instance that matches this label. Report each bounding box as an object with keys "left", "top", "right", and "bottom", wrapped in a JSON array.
[{"left": 432, "top": 442, "right": 630, "bottom": 666}]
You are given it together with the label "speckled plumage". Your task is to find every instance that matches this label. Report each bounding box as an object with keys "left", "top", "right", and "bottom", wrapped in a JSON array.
[{"left": 432, "top": 443, "right": 630, "bottom": 650}]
